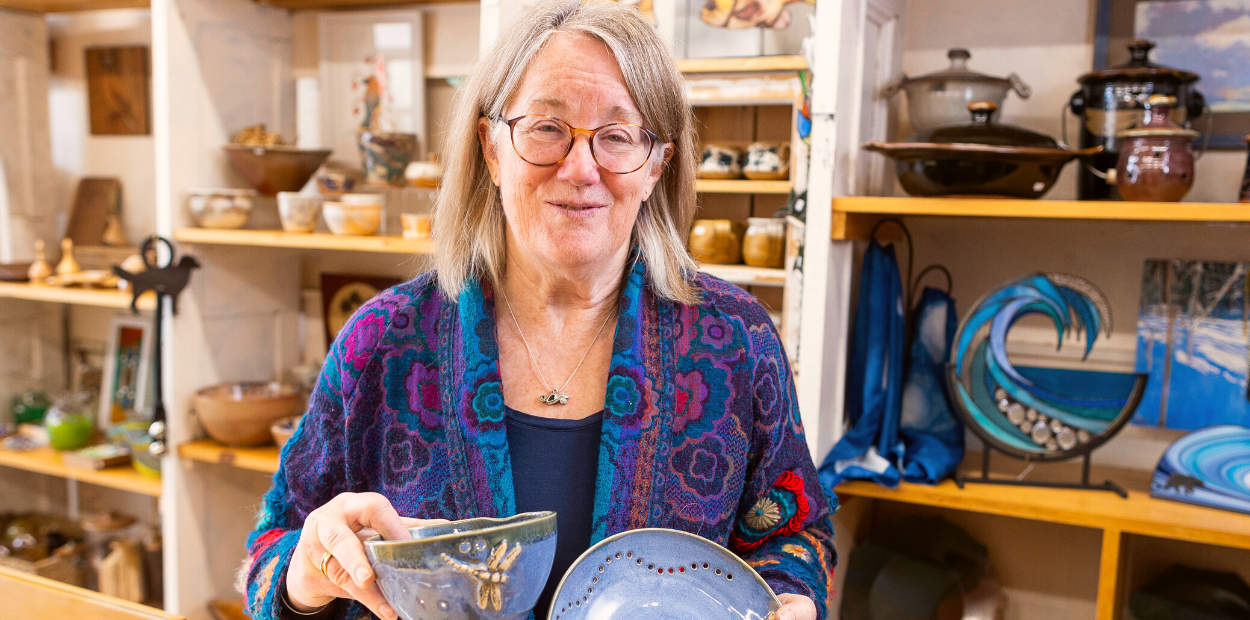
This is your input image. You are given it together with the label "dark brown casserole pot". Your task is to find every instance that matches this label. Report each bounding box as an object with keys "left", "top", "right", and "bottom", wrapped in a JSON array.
[{"left": 864, "top": 101, "right": 1101, "bottom": 199}]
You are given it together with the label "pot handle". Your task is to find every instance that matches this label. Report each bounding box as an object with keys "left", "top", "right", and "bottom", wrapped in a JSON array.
[
  {"left": 1061, "top": 100, "right": 1114, "bottom": 181},
  {"left": 879, "top": 75, "right": 908, "bottom": 99},
  {"left": 1008, "top": 73, "right": 1032, "bottom": 99}
]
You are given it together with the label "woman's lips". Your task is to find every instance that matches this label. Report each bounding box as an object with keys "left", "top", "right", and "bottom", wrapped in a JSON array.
[{"left": 547, "top": 200, "right": 608, "bottom": 212}]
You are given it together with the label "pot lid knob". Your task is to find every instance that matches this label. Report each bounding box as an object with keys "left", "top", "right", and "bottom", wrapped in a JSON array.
[
  {"left": 1128, "top": 39, "right": 1155, "bottom": 65},
  {"left": 1146, "top": 94, "right": 1177, "bottom": 108},
  {"left": 947, "top": 47, "right": 971, "bottom": 69},
  {"left": 968, "top": 100, "right": 998, "bottom": 123}
]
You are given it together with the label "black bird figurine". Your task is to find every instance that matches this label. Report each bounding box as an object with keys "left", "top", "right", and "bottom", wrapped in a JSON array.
[{"left": 113, "top": 254, "right": 199, "bottom": 315}]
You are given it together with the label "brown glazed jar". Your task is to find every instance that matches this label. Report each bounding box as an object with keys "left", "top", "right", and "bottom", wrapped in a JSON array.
[
  {"left": 1115, "top": 95, "right": 1198, "bottom": 202},
  {"left": 742, "top": 218, "right": 786, "bottom": 268},
  {"left": 689, "top": 219, "right": 746, "bottom": 264}
]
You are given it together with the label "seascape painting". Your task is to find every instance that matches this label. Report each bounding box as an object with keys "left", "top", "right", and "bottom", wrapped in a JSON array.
[
  {"left": 1136, "top": 0, "right": 1250, "bottom": 112},
  {"left": 1135, "top": 259, "right": 1250, "bottom": 429}
]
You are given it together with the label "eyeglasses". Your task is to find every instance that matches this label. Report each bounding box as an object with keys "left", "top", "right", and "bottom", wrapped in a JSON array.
[{"left": 498, "top": 114, "right": 659, "bottom": 174}]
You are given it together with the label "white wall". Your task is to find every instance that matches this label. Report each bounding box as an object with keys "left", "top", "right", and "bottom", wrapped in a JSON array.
[{"left": 46, "top": 9, "right": 156, "bottom": 246}]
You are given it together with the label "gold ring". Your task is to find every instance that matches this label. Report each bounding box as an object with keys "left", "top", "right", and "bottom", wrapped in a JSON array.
[{"left": 318, "top": 551, "right": 333, "bottom": 578}]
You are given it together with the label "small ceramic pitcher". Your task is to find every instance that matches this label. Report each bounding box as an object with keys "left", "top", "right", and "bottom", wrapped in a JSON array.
[
  {"left": 743, "top": 142, "right": 792, "bottom": 180},
  {"left": 698, "top": 145, "right": 743, "bottom": 179},
  {"left": 1115, "top": 95, "right": 1199, "bottom": 202}
]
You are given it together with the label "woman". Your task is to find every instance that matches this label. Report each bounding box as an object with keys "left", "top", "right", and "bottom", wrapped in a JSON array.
[{"left": 241, "top": 1, "right": 836, "bottom": 619}]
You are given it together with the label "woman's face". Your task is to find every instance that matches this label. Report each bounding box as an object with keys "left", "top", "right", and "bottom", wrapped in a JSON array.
[{"left": 480, "top": 32, "right": 668, "bottom": 274}]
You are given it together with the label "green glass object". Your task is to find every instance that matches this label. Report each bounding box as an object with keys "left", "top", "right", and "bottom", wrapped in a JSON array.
[
  {"left": 11, "top": 391, "right": 50, "bottom": 425},
  {"left": 45, "top": 396, "right": 94, "bottom": 451}
]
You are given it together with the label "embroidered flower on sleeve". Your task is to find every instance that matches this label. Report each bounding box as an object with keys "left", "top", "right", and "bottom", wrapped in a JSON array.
[{"left": 729, "top": 470, "right": 812, "bottom": 552}]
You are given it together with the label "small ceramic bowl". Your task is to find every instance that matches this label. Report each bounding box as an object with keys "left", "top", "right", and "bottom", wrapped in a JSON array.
[
  {"left": 187, "top": 188, "right": 257, "bottom": 229},
  {"left": 270, "top": 415, "right": 302, "bottom": 450},
  {"left": 314, "top": 166, "right": 360, "bottom": 197},
  {"left": 194, "top": 381, "right": 300, "bottom": 446},
  {"left": 339, "top": 193, "right": 385, "bottom": 206},
  {"left": 401, "top": 214, "right": 431, "bottom": 241},
  {"left": 278, "top": 192, "right": 323, "bottom": 233},
  {"left": 323, "top": 202, "right": 383, "bottom": 236},
  {"left": 366, "top": 512, "right": 557, "bottom": 620},
  {"left": 697, "top": 144, "right": 742, "bottom": 179}
]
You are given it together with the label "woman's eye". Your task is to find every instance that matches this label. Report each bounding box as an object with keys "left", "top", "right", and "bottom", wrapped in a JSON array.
[
  {"left": 599, "top": 129, "right": 635, "bottom": 144},
  {"left": 533, "top": 122, "right": 564, "bottom": 133}
]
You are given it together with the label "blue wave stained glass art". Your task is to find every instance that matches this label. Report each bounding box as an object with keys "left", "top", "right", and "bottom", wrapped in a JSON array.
[
  {"left": 1151, "top": 425, "right": 1250, "bottom": 515},
  {"left": 947, "top": 273, "right": 1147, "bottom": 461}
]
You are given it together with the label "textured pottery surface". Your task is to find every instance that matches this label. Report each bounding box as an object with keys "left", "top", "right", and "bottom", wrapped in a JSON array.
[
  {"left": 194, "top": 381, "right": 300, "bottom": 446},
  {"left": 743, "top": 142, "right": 791, "bottom": 180},
  {"left": 359, "top": 131, "right": 418, "bottom": 186},
  {"left": 1115, "top": 97, "right": 1197, "bottom": 202},
  {"left": 223, "top": 145, "right": 332, "bottom": 196},
  {"left": 187, "top": 189, "right": 256, "bottom": 229},
  {"left": 366, "top": 512, "right": 557, "bottom": 620},
  {"left": 698, "top": 144, "right": 742, "bottom": 179},
  {"left": 547, "top": 528, "right": 779, "bottom": 620},
  {"left": 323, "top": 202, "right": 383, "bottom": 236},
  {"left": 278, "top": 193, "right": 323, "bottom": 233},
  {"left": 742, "top": 217, "right": 786, "bottom": 268},
  {"left": 689, "top": 219, "right": 745, "bottom": 265}
]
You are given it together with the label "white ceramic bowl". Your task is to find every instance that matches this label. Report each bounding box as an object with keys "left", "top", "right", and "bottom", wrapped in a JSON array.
[
  {"left": 323, "top": 201, "right": 383, "bottom": 236},
  {"left": 278, "top": 192, "right": 323, "bottom": 233},
  {"left": 187, "top": 188, "right": 257, "bottom": 229},
  {"left": 339, "top": 193, "right": 384, "bottom": 206}
]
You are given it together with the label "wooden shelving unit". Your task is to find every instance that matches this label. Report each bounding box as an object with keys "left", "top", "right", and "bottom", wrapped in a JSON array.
[
  {"left": 178, "top": 440, "right": 280, "bottom": 475},
  {"left": 831, "top": 196, "right": 1250, "bottom": 239},
  {"left": 0, "top": 446, "right": 162, "bottom": 497},
  {"left": 173, "top": 228, "right": 434, "bottom": 254},
  {"left": 698, "top": 263, "right": 786, "bottom": 287},
  {"left": 676, "top": 55, "right": 807, "bottom": 73},
  {"left": 0, "top": 0, "right": 146, "bottom": 10},
  {"left": 0, "top": 281, "right": 156, "bottom": 311},
  {"left": 695, "top": 179, "right": 791, "bottom": 194}
]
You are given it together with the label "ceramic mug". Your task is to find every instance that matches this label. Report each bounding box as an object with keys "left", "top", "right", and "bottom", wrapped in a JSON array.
[
  {"left": 698, "top": 144, "right": 743, "bottom": 179},
  {"left": 743, "top": 142, "right": 791, "bottom": 180},
  {"left": 277, "top": 192, "right": 323, "bottom": 233}
]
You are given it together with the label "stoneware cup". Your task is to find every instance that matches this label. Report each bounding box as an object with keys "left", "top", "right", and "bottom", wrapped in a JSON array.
[
  {"left": 277, "top": 192, "right": 323, "bottom": 233},
  {"left": 365, "top": 512, "right": 557, "bottom": 620},
  {"left": 697, "top": 144, "right": 743, "bottom": 179},
  {"left": 743, "top": 142, "right": 792, "bottom": 180}
]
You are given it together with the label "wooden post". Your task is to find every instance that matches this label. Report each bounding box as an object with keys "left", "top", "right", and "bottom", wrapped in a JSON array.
[{"left": 1096, "top": 527, "right": 1125, "bottom": 620}]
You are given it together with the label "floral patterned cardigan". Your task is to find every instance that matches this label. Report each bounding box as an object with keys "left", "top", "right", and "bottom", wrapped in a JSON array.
[{"left": 242, "top": 258, "right": 838, "bottom": 620}]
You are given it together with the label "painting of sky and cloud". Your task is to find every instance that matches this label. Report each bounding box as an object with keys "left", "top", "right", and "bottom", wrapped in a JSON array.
[{"left": 1136, "top": 0, "right": 1250, "bottom": 112}]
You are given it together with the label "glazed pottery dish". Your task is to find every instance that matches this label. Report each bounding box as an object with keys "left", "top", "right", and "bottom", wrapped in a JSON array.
[
  {"left": 1115, "top": 95, "right": 1198, "bottom": 202},
  {"left": 697, "top": 144, "right": 743, "bottom": 179},
  {"left": 277, "top": 192, "right": 323, "bottom": 233},
  {"left": 194, "top": 381, "right": 300, "bottom": 446},
  {"left": 688, "top": 219, "right": 746, "bottom": 265},
  {"left": 270, "top": 415, "right": 302, "bottom": 450},
  {"left": 547, "top": 528, "right": 779, "bottom": 620},
  {"left": 743, "top": 142, "right": 791, "bottom": 180},
  {"left": 864, "top": 101, "right": 1100, "bottom": 198},
  {"left": 314, "top": 165, "right": 360, "bottom": 197},
  {"left": 223, "top": 145, "right": 332, "bottom": 196},
  {"left": 366, "top": 512, "right": 557, "bottom": 620},
  {"left": 359, "top": 131, "right": 418, "bottom": 186},
  {"left": 323, "top": 201, "right": 383, "bottom": 236},
  {"left": 401, "top": 214, "right": 432, "bottom": 241},
  {"left": 187, "top": 188, "right": 256, "bottom": 229},
  {"left": 881, "top": 48, "right": 1031, "bottom": 132}
]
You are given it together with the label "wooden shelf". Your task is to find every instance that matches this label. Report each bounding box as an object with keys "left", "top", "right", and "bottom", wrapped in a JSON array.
[
  {"left": 835, "top": 475, "right": 1250, "bottom": 551},
  {"left": 257, "top": 0, "right": 465, "bottom": 8},
  {"left": 699, "top": 263, "right": 786, "bottom": 287},
  {"left": 0, "top": 281, "right": 155, "bottom": 311},
  {"left": 696, "top": 179, "right": 791, "bottom": 194},
  {"left": 832, "top": 196, "right": 1250, "bottom": 239},
  {"left": 0, "top": 446, "right": 162, "bottom": 497},
  {"left": 178, "top": 439, "right": 279, "bottom": 475},
  {"left": 0, "top": 0, "right": 147, "bottom": 11},
  {"left": 173, "top": 228, "right": 434, "bottom": 254},
  {"left": 677, "top": 55, "right": 807, "bottom": 74},
  {"left": 686, "top": 74, "right": 800, "bottom": 106}
]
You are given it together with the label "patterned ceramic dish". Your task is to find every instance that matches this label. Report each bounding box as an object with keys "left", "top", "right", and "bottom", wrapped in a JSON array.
[
  {"left": 546, "top": 528, "right": 779, "bottom": 620},
  {"left": 365, "top": 512, "right": 557, "bottom": 620}
]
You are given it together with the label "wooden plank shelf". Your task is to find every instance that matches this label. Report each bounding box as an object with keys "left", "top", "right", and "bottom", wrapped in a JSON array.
[
  {"left": 832, "top": 196, "right": 1250, "bottom": 240},
  {"left": 0, "top": 0, "right": 147, "bottom": 11},
  {"left": 0, "top": 446, "right": 162, "bottom": 497},
  {"left": 686, "top": 74, "right": 800, "bottom": 106},
  {"left": 677, "top": 55, "right": 807, "bottom": 74},
  {"left": 174, "top": 228, "right": 434, "bottom": 254},
  {"left": 699, "top": 263, "right": 786, "bottom": 287},
  {"left": 0, "top": 281, "right": 155, "bottom": 311},
  {"left": 178, "top": 439, "right": 280, "bottom": 475},
  {"left": 835, "top": 475, "right": 1250, "bottom": 551},
  {"left": 696, "top": 179, "right": 791, "bottom": 194}
]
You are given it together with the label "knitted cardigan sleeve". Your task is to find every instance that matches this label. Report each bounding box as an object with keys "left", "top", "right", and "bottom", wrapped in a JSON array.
[
  {"left": 241, "top": 298, "right": 394, "bottom": 620},
  {"left": 727, "top": 310, "right": 839, "bottom": 620}
]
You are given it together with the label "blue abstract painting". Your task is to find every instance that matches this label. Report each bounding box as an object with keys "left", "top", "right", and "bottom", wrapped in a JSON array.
[
  {"left": 1152, "top": 425, "right": 1250, "bottom": 515},
  {"left": 1135, "top": 260, "right": 1250, "bottom": 430}
]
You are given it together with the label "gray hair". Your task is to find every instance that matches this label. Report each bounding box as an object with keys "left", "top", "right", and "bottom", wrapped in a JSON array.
[{"left": 431, "top": 0, "right": 699, "bottom": 304}]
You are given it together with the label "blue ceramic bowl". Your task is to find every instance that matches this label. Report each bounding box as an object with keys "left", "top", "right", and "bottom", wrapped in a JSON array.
[
  {"left": 365, "top": 512, "right": 557, "bottom": 620},
  {"left": 547, "top": 528, "right": 780, "bottom": 620}
]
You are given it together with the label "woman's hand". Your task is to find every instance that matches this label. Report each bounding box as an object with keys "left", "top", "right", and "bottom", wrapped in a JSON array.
[
  {"left": 776, "top": 593, "right": 817, "bottom": 620},
  {"left": 286, "top": 492, "right": 446, "bottom": 620}
]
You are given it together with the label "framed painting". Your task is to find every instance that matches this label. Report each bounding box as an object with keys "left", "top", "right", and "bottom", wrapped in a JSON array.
[
  {"left": 320, "top": 273, "right": 402, "bottom": 349},
  {"left": 98, "top": 316, "right": 152, "bottom": 427},
  {"left": 85, "top": 46, "right": 151, "bottom": 136},
  {"left": 1095, "top": 0, "right": 1250, "bottom": 148}
]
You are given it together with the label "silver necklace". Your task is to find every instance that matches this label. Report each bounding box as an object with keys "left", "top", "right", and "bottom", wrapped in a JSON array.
[{"left": 499, "top": 291, "right": 615, "bottom": 406}]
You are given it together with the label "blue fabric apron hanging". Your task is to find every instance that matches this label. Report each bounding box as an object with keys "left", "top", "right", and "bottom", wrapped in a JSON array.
[
  {"left": 819, "top": 238, "right": 907, "bottom": 489},
  {"left": 899, "top": 285, "right": 964, "bottom": 484}
]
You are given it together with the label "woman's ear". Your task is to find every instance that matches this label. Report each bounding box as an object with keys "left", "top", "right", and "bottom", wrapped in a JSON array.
[
  {"left": 644, "top": 142, "right": 674, "bottom": 191},
  {"left": 478, "top": 116, "right": 501, "bottom": 186}
]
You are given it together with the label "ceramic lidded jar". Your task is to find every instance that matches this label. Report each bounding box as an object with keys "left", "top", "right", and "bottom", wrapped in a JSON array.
[
  {"left": 742, "top": 218, "right": 786, "bottom": 268},
  {"left": 689, "top": 219, "right": 746, "bottom": 265},
  {"left": 881, "top": 48, "right": 1031, "bottom": 133},
  {"left": 1115, "top": 95, "right": 1198, "bottom": 202}
]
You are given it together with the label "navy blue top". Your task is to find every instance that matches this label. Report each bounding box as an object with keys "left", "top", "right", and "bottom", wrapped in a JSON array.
[{"left": 505, "top": 406, "right": 604, "bottom": 619}]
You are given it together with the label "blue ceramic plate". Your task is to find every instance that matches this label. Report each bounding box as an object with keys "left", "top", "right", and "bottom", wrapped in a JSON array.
[{"left": 547, "top": 528, "right": 779, "bottom": 620}]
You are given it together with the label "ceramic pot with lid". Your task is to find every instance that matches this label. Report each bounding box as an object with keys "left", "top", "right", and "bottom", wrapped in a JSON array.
[
  {"left": 864, "top": 101, "right": 1100, "bottom": 199},
  {"left": 882, "top": 48, "right": 1031, "bottom": 132},
  {"left": 1115, "top": 95, "right": 1198, "bottom": 202},
  {"left": 1068, "top": 39, "right": 1206, "bottom": 199}
]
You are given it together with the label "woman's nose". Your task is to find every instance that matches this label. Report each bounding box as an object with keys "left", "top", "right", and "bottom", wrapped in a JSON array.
[{"left": 557, "top": 135, "right": 601, "bottom": 186}]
